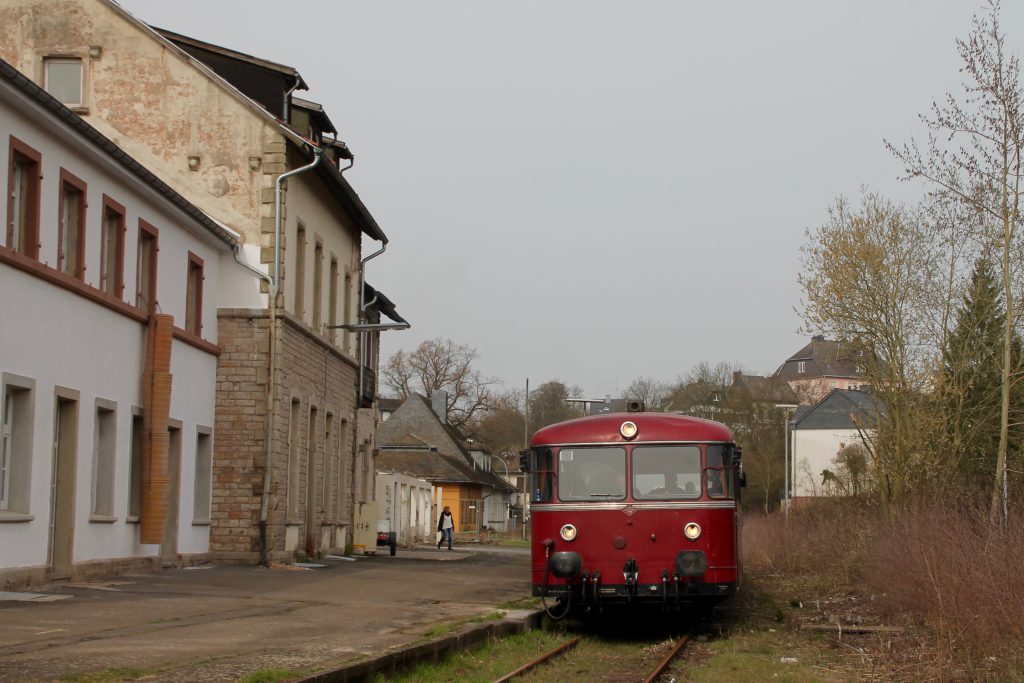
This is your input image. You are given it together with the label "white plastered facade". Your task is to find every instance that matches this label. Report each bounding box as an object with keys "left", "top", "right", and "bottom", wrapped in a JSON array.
[{"left": 0, "top": 71, "right": 246, "bottom": 583}]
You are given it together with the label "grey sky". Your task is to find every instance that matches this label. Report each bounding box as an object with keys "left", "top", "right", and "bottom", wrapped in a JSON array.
[{"left": 120, "top": 1, "right": 1024, "bottom": 398}]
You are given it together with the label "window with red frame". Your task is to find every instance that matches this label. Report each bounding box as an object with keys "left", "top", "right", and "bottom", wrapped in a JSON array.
[
  {"left": 6, "top": 137, "right": 41, "bottom": 258},
  {"left": 185, "top": 253, "right": 204, "bottom": 335},
  {"left": 58, "top": 169, "right": 86, "bottom": 279},
  {"left": 100, "top": 196, "right": 125, "bottom": 298},
  {"left": 136, "top": 222, "right": 158, "bottom": 313}
]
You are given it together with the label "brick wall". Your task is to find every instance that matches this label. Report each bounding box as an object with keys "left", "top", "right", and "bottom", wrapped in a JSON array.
[{"left": 212, "top": 308, "right": 364, "bottom": 562}]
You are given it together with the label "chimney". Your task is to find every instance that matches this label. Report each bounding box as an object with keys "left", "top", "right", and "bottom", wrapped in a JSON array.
[{"left": 432, "top": 390, "right": 449, "bottom": 424}]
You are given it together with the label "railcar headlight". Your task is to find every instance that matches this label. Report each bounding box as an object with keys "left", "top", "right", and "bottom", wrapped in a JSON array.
[
  {"left": 560, "top": 524, "right": 578, "bottom": 542},
  {"left": 683, "top": 522, "right": 702, "bottom": 541},
  {"left": 620, "top": 421, "right": 638, "bottom": 440}
]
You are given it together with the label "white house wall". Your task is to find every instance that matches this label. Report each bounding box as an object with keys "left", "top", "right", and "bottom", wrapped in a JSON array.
[
  {"left": 0, "top": 79, "right": 235, "bottom": 583},
  {"left": 375, "top": 472, "right": 432, "bottom": 545},
  {"left": 791, "top": 428, "right": 862, "bottom": 498}
]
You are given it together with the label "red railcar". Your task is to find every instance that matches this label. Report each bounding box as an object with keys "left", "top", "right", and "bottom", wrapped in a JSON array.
[{"left": 524, "top": 408, "right": 743, "bottom": 616}]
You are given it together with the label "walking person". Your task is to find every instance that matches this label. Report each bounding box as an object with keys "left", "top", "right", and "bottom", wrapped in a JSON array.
[{"left": 437, "top": 505, "right": 454, "bottom": 550}]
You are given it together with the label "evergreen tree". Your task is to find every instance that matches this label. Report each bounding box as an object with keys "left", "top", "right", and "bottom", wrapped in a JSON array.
[{"left": 941, "top": 259, "right": 1023, "bottom": 495}]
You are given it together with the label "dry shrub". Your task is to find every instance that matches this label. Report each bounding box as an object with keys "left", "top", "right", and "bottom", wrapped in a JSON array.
[
  {"left": 742, "top": 499, "right": 878, "bottom": 587},
  {"left": 863, "top": 503, "right": 1024, "bottom": 669}
]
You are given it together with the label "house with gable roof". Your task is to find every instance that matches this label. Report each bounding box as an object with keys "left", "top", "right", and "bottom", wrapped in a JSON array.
[
  {"left": 377, "top": 394, "right": 515, "bottom": 538},
  {"left": 791, "top": 388, "right": 882, "bottom": 502},
  {"left": 0, "top": 1, "right": 406, "bottom": 566},
  {"left": 773, "top": 336, "right": 870, "bottom": 403}
]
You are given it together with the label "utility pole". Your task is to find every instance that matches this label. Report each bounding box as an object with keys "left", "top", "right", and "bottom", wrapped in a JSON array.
[{"left": 523, "top": 378, "right": 530, "bottom": 448}]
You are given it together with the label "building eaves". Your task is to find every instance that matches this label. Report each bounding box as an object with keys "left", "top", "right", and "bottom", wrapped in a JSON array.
[
  {"left": 152, "top": 27, "right": 308, "bottom": 89},
  {"left": 0, "top": 58, "right": 238, "bottom": 249},
  {"left": 105, "top": 4, "right": 388, "bottom": 245},
  {"left": 291, "top": 96, "right": 338, "bottom": 136},
  {"left": 312, "top": 154, "right": 387, "bottom": 243}
]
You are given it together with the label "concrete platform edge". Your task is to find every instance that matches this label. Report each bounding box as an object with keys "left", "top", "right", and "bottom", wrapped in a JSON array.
[{"left": 298, "top": 610, "right": 545, "bottom": 683}]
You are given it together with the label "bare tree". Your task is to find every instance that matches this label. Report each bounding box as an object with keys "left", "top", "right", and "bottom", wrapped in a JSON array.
[
  {"left": 382, "top": 338, "right": 498, "bottom": 430},
  {"left": 528, "top": 380, "right": 583, "bottom": 433},
  {"left": 888, "top": 0, "right": 1024, "bottom": 518},
  {"left": 470, "top": 389, "right": 526, "bottom": 457},
  {"left": 624, "top": 376, "right": 671, "bottom": 411},
  {"left": 799, "top": 192, "right": 936, "bottom": 504},
  {"left": 664, "top": 361, "right": 746, "bottom": 418}
]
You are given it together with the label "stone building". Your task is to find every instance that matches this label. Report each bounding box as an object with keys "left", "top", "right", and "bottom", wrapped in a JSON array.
[{"left": 0, "top": 0, "right": 405, "bottom": 564}]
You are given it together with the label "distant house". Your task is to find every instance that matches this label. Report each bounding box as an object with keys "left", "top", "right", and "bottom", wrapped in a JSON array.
[
  {"left": 791, "top": 389, "right": 882, "bottom": 501},
  {"left": 774, "top": 336, "right": 870, "bottom": 403},
  {"left": 378, "top": 397, "right": 402, "bottom": 422},
  {"left": 730, "top": 372, "right": 801, "bottom": 407},
  {"left": 376, "top": 394, "right": 515, "bottom": 536}
]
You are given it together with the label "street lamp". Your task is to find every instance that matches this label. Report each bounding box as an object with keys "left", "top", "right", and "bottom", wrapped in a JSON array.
[{"left": 774, "top": 403, "right": 798, "bottom": 520}]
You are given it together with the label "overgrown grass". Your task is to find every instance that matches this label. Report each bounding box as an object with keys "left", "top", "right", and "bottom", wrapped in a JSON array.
[
  {"left": 374, "top": 630, "right": 570, "bottom": 682},
  {"left": 422, "top": 610, "right": 507, "bottom": 639},
  {"left": 743, "top": 500, "right": 1024, "bottom": 679}
]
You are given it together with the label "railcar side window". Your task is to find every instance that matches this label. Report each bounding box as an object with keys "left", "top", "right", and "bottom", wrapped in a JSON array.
[
  {"left": 530, "top": 448, "right": 554, "bottom": 502},
  {"left": 633, "top": 445, "right": 702, "bottom": 499},
  {"left": 706, "top": 445, "right": 735, "bottom": 498},
  {"left": 557, "top": 447, "right": 626, "bottom": 501}
]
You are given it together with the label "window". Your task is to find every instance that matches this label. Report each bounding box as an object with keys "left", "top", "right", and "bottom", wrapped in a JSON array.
[
  {"left": 306, "top": 405, "right": 319, "bottom": 518},
  {"left": 58, "top": 169, "right": 87, "bottom": 279},
  {"left": 193, "top": 429, "right": 212, "bottom": 522},
  {"left": 293, "top": 224, "right": 306, "bottom": 318},
  {"left": 797, "top": 361, "right": 806, "bottom": 374},
  {"left": 100, "top": 196, "right": 125, "bottom": 298},
  {"left": 287, "top": 399, "right": 301, "bottom": 519},
  {"left": 44, "top": 58, "right": 83, "bottom": 107},
  {"left": 128, "top": 412, "right": 143, "bottom": 519},
  {"left": 328, "top": 257, "right": 339, "bottom": 342},
  {"left": 322, "top": 413, "right": 334, "bottom": 518},
  {"left": 312, "top": 240, "right": 323, "bottom": 329},
  {"left": 632, "top": 445, "right": 701, "bottom": 500},
  {"left": 6, "top": 136, "right": 41, "bottom": 258},
  {"left": 336, "top": 418, "right": 349, "bottom": 522},
  {"left": 1, "top": 376, "right": 35, "bottom": 515},
  {"left": 557, "top": 446, "right": 626, "bottom": 501},
  {"left": 136, "top": 222, "right": 158, "bottom": 313},
  {"left": 705, "top": 445, "right": 735, "bottom": 499},
  {"left": 343, "top": 271, "right": 353, "bottom": 353},
  {"left": 185, "top": 253, "right": 204, "bottom": 335},
  {"left": 92, "top": 400, "right": 116, "bottom": 517},
  {"left": 529, "top": 448, "right": 554, "bottom": 502}
]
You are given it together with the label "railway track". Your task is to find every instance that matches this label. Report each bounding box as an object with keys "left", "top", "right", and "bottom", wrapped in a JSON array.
[{"left": 491, "top": 631, "right": 692, "bottom": 683}]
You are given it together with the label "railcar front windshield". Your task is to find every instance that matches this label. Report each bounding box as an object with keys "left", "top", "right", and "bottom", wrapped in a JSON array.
[
  {"left": 557, "top": 446, "right": 627, "bottom": 501},
  {"left": 632, "top": 445, "right": 702, "bottom": 500}
]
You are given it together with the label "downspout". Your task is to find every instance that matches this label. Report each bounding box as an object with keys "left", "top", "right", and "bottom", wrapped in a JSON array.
[
  {"left": 283, "top": 75, "right": 302, "bottom": 126},
  {"left": 258, "top": 145, "right": 322, "bottom": 566},
  {"left": 358, "top": 241, "right": 387, "bottom": 405}
]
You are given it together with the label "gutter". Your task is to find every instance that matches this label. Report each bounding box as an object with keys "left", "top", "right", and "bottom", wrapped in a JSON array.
[{"left": 258, "top": 146, "right": 323, "bottom": 566}]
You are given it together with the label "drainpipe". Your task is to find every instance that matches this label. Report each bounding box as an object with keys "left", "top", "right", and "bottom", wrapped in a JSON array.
[
  {"left": 283, "top": 75, "right": 302, "bottom": 125},
  {"left": 357, "top": 241, "right": 387, "bottom": 406},
  {"left": 258, "top": 145, "right": 322, "bottom": 566}
]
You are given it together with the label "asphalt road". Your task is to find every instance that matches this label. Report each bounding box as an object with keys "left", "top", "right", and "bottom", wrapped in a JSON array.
[{"left": 0, "top": 545, "right": 531, "bottom": 682}]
